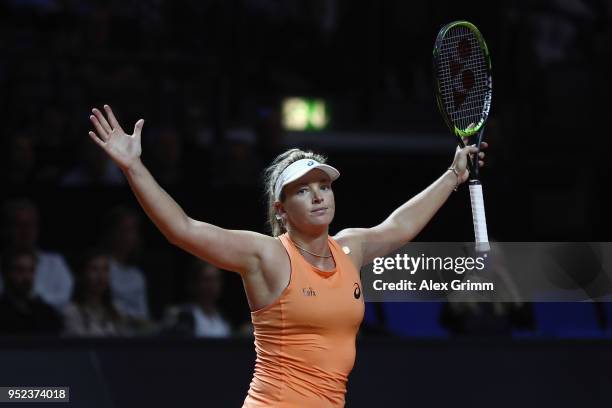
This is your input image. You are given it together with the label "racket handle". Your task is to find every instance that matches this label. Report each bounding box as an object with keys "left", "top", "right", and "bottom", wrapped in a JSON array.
[{"left": 468, "top": 180, "right": 490, "bottom": 252}]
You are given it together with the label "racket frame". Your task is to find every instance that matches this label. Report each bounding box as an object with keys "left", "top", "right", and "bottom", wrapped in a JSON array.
[{"left": 432, "top": 20, "right": 492, "bottom": 248}]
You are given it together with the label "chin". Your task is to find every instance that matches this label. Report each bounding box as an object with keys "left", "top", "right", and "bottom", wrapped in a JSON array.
[
  {"left": 299, "top": 219, "right": 331, "bottom": 233},
  {"left": 311, "top": 215, "right": 334, "bottom": 228}
]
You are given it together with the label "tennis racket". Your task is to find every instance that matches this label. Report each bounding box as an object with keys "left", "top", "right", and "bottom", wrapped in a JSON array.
[{"left": 433, "top": 20, "right": 492, "bottom": 251}]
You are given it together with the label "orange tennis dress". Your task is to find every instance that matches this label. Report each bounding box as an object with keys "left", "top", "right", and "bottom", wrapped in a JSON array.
[{"left": 242, "top": 233, "right": 365, "bottom": 407}]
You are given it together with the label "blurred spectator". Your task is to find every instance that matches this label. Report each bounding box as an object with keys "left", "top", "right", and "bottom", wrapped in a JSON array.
[
  {"left": 162, "top": 259, "right": 231, "bottom": 338},
  {"left": 0, "top": 198, "right": 73, "bottom": 309},
  {"left": 211, "top": 128, "right": 263, "bottom": 188},
  {"left": 145, "top": 126, "right": 185, "bottom": 187},
  {"left": 62, "top": 248, "right": 128, "bottom": 336},
  {"left": 60, "top": 138, "right": 125, "bottom": 187},
  {"left": 440, "top": 302, "right": 534, "bottom": 337},
  {"left": 1, "top": 132, "right": 38, "bottom": 186},
  {"left": 101, "top": 205, "right": 150, "bottom": 322},
  {"left": 0, "top": 247, "right": 63, "bottom": 335},
  {"left": 1, "top": 130, "right": 60, "bottom": 185},
  {"left": 254, "top": 106, "right": 284, "bottom": 164},
  {"left": 439, "top": 242, "right": 535, "bottom": 336}
]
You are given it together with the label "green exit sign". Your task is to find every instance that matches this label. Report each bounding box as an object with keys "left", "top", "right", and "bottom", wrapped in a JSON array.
[{"left": 282, "top": 97, "right": 329, "bottom": 131}]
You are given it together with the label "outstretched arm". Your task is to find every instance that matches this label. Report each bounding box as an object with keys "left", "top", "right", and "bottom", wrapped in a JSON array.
[
  {"left": 335, "top": 142, "right": 487, "bottom": 267},
  {"left": 88, "top": 105, "right": 270, "bottom": 275}
]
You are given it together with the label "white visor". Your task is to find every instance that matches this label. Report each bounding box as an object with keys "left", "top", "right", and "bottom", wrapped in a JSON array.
[{"left": 274, "top": 159, "right": 340, "bottom": 201}]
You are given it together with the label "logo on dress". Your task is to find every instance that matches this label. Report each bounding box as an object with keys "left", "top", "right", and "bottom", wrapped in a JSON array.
[
  {"left": 302, "top": 287, "right": 316, "bottom": 297},
  {"left": 353, "top": 283, "right": 361, "bottom": 299},
  {"left": 307, "top": 160, "right": 314, "bottom": 166}
]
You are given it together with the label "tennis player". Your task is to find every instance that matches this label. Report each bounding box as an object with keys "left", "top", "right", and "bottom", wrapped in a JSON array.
[{"left": 88, "top": 105, "right": 486, "bottom": 407}]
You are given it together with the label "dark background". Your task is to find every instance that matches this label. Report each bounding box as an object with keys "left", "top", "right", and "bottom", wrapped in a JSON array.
[
  {"left": 1, "top": 0, "right": 612, "bottom": 407},
  {"left": 1, "top": 337, "right": 612, "bottom": 408}
]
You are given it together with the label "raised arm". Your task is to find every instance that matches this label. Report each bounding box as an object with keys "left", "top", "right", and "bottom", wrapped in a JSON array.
[
  {"left": 88, "top": 105, "right": 270, "bottom": 275},
  {"left": 335, "top": 142, "right": 487, "bottom": 267}
]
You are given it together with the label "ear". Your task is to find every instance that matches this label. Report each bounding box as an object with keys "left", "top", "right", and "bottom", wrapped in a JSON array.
[{"left": 274, "top": 202, "right": 286, "bottom": 221}]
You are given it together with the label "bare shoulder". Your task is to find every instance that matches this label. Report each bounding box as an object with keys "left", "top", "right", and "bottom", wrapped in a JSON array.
[
  {"left": 245, "top": 233, "right": 291, "bottom": 282},
  {"left": 334, "top": 227, "right": 367, "bottom": 247},
  {"left": 333, "top": 228, "right": 367, "bottom": 269},
  {"left": 242, "top": 235, "right": 291, "bottom": 310},
  {"left": 334, "top": 225, "right": 401, "bottom": 267},
  {"left": 257, "top": 234, "right": 289, "bottom": 264}
]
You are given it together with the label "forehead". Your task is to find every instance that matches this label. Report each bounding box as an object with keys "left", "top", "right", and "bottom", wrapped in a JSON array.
[{"left": 285, "top": 169, "right": 332, "bottom": 188}]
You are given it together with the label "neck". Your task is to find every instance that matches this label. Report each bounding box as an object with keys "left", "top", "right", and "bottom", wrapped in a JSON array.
[{"left": 287, "top": 229, "right": 330, "bottom": 257}]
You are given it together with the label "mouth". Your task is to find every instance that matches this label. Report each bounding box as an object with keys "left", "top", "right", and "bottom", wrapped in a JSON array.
[{"left": 311, "top": 207, "right": 328, "bottom": 215}]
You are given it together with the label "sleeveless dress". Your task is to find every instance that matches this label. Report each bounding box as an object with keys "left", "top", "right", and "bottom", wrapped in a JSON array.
[{"left": 242, "top": 233, "right": 365, "bottom": 407}]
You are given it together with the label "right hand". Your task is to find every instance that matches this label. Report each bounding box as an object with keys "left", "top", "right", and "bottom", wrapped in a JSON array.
[
  {"left": 88, "top": 105, "right": 144, "bottom": 172},
  {"left": 450, "top": 142, "right": 487, "bottom": 184}
]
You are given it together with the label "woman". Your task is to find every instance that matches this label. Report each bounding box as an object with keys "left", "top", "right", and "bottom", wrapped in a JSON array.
[
  {"left": 88, "top": 105, "right": 486, "bottom": 407},
  {"left": 63, "top": 248, "right": 125, "bottom": 336},
  {"left": 162, "top": 259, "right": 232, "bottom": 338}
]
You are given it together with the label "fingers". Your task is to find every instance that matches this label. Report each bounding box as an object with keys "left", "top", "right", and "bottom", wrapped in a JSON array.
[
  {"left": 104, "top": 104, "right": 123, "bottom": 131},
  {"left": 461, "top": 123, "right": 475, "bottom": 145},
  {"left": 456, "top": 141, "right": 487, "bottom": 167},
  {"left": 133, "top": 119, "right": 144, "bottom": 139},
  {"left": 92, "top": 108, "right": 112, "bottom": 134},
  {"left": 90, "top": 115, "right": 109, "bottom": 141},
  {"left": 88, "top": 131, "right": 106, "bottom": 149},
  {"left": 464, "top": 145, "right": 487, "bottom": 155}
]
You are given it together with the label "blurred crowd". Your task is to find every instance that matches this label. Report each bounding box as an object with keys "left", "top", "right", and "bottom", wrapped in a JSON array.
[
  {"left": 0, "top": 198, "right": 251, "bottom": 338},
  {"left": 6, "top": 195, "right": 612, "bottom": 340}
]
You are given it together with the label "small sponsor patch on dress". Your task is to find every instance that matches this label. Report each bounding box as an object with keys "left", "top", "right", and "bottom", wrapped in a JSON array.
[{"left": 342, "top": 246, "right": 351, "bottom": 255}]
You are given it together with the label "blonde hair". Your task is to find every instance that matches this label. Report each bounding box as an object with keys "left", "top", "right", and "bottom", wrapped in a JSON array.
[{"left": 263, "top": 148, "right": 328, "bottom": 236}]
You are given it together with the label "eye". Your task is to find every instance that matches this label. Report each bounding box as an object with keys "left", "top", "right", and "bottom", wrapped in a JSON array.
[
  {"left": 321, "top": 184, "right": 331, "bottom": 191},
  {"left": 297, "top": 188, "right": 308, "bottom": 195}
]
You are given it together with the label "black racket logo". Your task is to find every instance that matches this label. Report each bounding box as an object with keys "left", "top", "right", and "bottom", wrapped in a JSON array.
[{"left": 449, "top": 38, "right": 475, "bottom": 111}]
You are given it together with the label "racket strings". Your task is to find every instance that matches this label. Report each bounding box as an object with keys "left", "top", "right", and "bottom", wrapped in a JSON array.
[
  {"left": 439, "top": 44, "right": 487, "bottom": 128},
  {"left": 438, "top": 30, "right": 487, "bottom": 127},
  {"left": 436, "top": 26, "right": 490, "bottom": 132}
]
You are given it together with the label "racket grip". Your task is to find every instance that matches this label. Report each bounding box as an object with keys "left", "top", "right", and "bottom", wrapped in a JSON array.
[{"left": 468, "top": 180, "right": 490, "bottom": 252}]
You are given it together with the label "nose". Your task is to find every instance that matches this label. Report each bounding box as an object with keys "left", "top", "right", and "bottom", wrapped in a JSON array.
[{"left": 312, "top": 188, "right": 324, "bottom": 203}]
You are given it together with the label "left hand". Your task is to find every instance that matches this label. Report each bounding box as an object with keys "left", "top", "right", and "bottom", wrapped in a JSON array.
[{"left": 451, "top": 140, "right": 488, "bottom": 184}]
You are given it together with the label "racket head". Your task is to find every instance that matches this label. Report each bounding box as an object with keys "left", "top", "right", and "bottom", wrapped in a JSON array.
[{"left": 433, "top": 21, "right": 492, "bottom": 142}]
